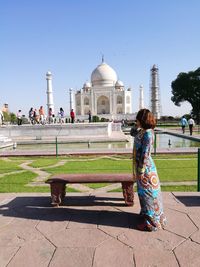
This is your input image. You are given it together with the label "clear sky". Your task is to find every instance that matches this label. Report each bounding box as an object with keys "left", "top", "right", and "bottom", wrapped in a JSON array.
[{"left": 1, "top": 0, "right": 200, "bottom": 117}]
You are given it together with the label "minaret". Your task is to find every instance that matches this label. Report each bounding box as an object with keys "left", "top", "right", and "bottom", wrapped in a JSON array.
[
  {"left": 150, "top": 65, "right": 161, "bottom": 119},
  {"left": 69, "top": 88, "right": 75, "bottom": 112},
  {"left": 46, "top": 71, "right": 55, "bottom": 115},
  {"left": 139, "top": 85, "right": 144, "bottom": 110}
]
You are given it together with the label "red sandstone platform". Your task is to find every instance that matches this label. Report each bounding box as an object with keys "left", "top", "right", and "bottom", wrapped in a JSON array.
[{"left": 0, "top": 192, "right": 200, "bottom": 266}]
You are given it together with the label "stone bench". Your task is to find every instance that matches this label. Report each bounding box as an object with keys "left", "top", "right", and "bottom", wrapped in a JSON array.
[{"left": 45, "top": 173, "right": 134, "bottom": 207}]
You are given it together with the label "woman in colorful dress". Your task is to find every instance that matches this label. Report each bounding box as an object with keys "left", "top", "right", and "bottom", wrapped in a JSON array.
[{"left": 132, "top": 109, "right": 167, "bottom": 231}]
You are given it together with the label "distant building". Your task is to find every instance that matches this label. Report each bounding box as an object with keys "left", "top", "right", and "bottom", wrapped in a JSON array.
[
  {"left": 2, "top": 103, "right": 9, "bottom": 113},
  {"left": 72, "top": 58, "right": 133, "bottom": 121}
]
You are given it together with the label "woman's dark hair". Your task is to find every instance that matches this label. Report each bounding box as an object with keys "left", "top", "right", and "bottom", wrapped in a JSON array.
[{"left": 136, "top": 109, "right": 156, "bottom": 129}]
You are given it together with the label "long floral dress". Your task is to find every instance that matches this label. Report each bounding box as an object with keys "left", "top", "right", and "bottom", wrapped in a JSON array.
[{"left": 133, "top": 128, "right": 166, "bottom": 231}]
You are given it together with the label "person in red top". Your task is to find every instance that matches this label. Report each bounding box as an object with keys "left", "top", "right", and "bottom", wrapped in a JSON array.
[{"left": 70, "top": 109, "right": 75, "bottom": 123}]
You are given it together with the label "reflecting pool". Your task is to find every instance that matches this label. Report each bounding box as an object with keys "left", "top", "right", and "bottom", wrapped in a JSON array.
[{"left": 2, "top": 133, "right": 200, "bottom": 152}]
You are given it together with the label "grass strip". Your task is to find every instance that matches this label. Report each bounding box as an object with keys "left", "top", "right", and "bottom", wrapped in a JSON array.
[
  {"left": 0, "top": 171, "right": 79, "bottom": 193},
  {"left": 109, "top": 185, "right": 197, "bottom": 192},
  {"left": 0, "top": 159, "right": 23, "bottom": 174},
  {"left": 84, "top": 183, "right": 111, "bottom": 189}
]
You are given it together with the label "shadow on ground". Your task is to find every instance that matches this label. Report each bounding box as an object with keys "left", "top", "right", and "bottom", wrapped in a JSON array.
[
  {"left": 175, "top": 195, "right": 200, "bottom": 207},
  {"left": 0, "top": 196, "right": 140, "bottom": 230}
]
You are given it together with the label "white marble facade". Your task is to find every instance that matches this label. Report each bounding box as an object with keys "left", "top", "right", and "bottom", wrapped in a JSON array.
[{"left": 73, "top": 59, "right": 132, "bottom": 120}]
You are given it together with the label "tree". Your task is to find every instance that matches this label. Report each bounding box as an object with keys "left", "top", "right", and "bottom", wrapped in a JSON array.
[
  {"left": 171, "top": 67, "right": 200, "bottom": 123},
  {"left": 3, "top": 111, "right": 17, "bottom": 124}
]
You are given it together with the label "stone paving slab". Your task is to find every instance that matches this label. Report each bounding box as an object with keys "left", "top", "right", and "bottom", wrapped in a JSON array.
[{"left": 0, "top": 192, "right": 199, "bottom": 267}]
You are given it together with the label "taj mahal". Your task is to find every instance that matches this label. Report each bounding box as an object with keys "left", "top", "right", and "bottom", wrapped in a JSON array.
[
  {"left": 0, "top": 59, "right": 161, "bottom": 147},
  {"left": 46, "top": 58, "right": 161, "bottom": 121},
  {"left": 72, "top": 57, "right": 132, "bottom": 121}
]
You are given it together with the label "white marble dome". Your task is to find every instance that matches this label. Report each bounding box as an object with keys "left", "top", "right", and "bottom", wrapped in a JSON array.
[
  {"left": 91, "top": 62, "right": 118, "bottom": 87},
  {"left": 115, "top": 80, "right": 124, "bottom": 87}
]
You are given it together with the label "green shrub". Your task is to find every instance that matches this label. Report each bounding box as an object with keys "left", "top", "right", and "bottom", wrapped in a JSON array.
[
  {"left": 92, "top": 115, "right": 100, "bottom": 122},
  {"left": 100, "top": 117, "right": 109, "bottom": 122}
]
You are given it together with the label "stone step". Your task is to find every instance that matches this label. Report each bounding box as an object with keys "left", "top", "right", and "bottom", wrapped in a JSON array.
[{"left": 0, "top": 135, "right": 13, "bottom": 148}]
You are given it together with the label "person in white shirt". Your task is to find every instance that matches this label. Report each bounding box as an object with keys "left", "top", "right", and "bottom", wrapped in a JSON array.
[
  {"left": 188, "top": 117, "right": 195, "bottom": 135},
  {"left": 17, "top": 110, "right": 22, "bottom": 125}
]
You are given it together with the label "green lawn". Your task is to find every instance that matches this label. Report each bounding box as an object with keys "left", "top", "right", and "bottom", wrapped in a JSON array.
[
  {"left": 42, "top": 158, "right": 132, "bottom": 174},
  {"left": 155, "top": 158, "right": 197, "bottom": 181},
  {"left": 109, "top": 185, "right": 198, "bottom": 192},
  {"left": 29, "top": 158, "right": 61, "bottom": 168},
  {"left": 41, "top": 157, "right": 197, "bottom": 182},
  {"left": 0, "top": 155, "right": 198, "bottom": 192},
  {"left": 84, "top": 183, "right": 111, "bottom": 189},
  {"left": 0, "top": 170, "right": 79, "bottom": 193},
  {"left": 0, "top": 159, "right": 23, "bottom": 174}
]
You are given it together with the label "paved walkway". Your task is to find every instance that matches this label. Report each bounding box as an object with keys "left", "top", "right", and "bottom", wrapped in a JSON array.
[{"left": 0, "top": 192, "right": 200, "bottom": 267}]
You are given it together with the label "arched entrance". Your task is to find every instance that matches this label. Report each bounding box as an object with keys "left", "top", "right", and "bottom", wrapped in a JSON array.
[{"left": 97, "top": 96, "right": 110, "bottom": 114}]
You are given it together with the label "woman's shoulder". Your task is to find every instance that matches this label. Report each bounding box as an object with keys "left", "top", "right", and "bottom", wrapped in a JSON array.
[{"left": 143, "top": 129, "right": 153, "bottom": 138}]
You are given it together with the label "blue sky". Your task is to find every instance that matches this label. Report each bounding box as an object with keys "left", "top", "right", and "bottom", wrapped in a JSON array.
[{"left": 1, "top": 0, "right": 200, "bottom": 117}]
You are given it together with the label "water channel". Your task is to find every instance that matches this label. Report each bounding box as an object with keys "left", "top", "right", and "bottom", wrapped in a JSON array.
[{"left": 3, "top": 133, "right": 200, "bottom": 152}]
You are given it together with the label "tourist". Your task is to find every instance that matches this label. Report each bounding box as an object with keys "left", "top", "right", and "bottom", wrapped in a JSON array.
[
  {"left": 188, "top": 116, "right": 195, "bottom": 136},
  {"left": 70, "top": 109, "right": 75, "bottom": 123},
  {"left": 180, "top": 116, "right": 188, "bottom": 134},
  {"left": 17, "top": 110, "right": 22, "bottom": 125},
  {"left": 48, "top": 108, "right": 53, "bottom": 124},
  {"left": 132, "top": 108, "right": 166, "bottom": 231},
  {"left": 33, "top": 108, "right": 40, "bottom": 124},
  {"left": 39, "top": 106, "right": 45, "bottom": 125},
  {"left": 58, "top": 107, "right": 65, "bottom": 124},
  {"left": 88, "top": 110, "right": 92, "bottom": 123},
  {"left": 28, "top": 107, "right": 34, "bottom": 124}
]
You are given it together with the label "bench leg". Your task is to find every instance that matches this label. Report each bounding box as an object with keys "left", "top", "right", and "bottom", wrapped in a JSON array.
[
  {"left": 50, "top": 182, "right": 66, "bottom": 206},
  {"left": 121, "top": 182, "right": 134, "bottom": 206}
]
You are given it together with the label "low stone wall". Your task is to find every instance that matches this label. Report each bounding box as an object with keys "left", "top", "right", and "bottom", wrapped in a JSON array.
[
  {"left": 0, "top": 122, "right": 128, "bottom": 143},
  {"left": 0, "top": 135, "right": 13, "bottom": 148}
]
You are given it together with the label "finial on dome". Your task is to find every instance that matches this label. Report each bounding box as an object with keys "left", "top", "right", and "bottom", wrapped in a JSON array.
[{"left": 101, "top": 54, "right": 104, "bottom": 63}]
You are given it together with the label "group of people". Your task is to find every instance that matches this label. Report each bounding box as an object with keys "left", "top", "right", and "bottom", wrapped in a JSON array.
[
  {"left": 28, "top": 107, "right": 69, "bottom": 125},
  {"left": 180, "top": 116, "right": 195, "bottom": 135},
  {"left": 27, "top": 108, "right": 91, "bottom": 125},
  {"left": 1, "top": 107, "right": 93, "bottom": 126},
  {"left": 28, "top": 106, "right": 46, "bottom": 125}
]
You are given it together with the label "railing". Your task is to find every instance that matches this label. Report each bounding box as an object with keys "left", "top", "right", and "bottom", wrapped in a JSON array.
[
  {"left": 198, "top": 148, "right": 200, "bottom": 192},
  {"left": 154, "top": 133, "right": 157, "bottom": 155}
]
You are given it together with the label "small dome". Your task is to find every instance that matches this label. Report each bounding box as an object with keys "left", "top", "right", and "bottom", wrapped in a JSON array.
[
  {"left": 91, "top": 62, "right": 117, "bottom": 87},
  {"left": 83, "top": 81, "right": 91, "bottom": 88},
  {"left": 46, "top": 71, "right": 52, "bottom": 79},
  {"left": 151, "top": 64, "right": 158, "bottom": 71},
  {"left": 115, "top": 80, "right": 124, "bottom": 87}
]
